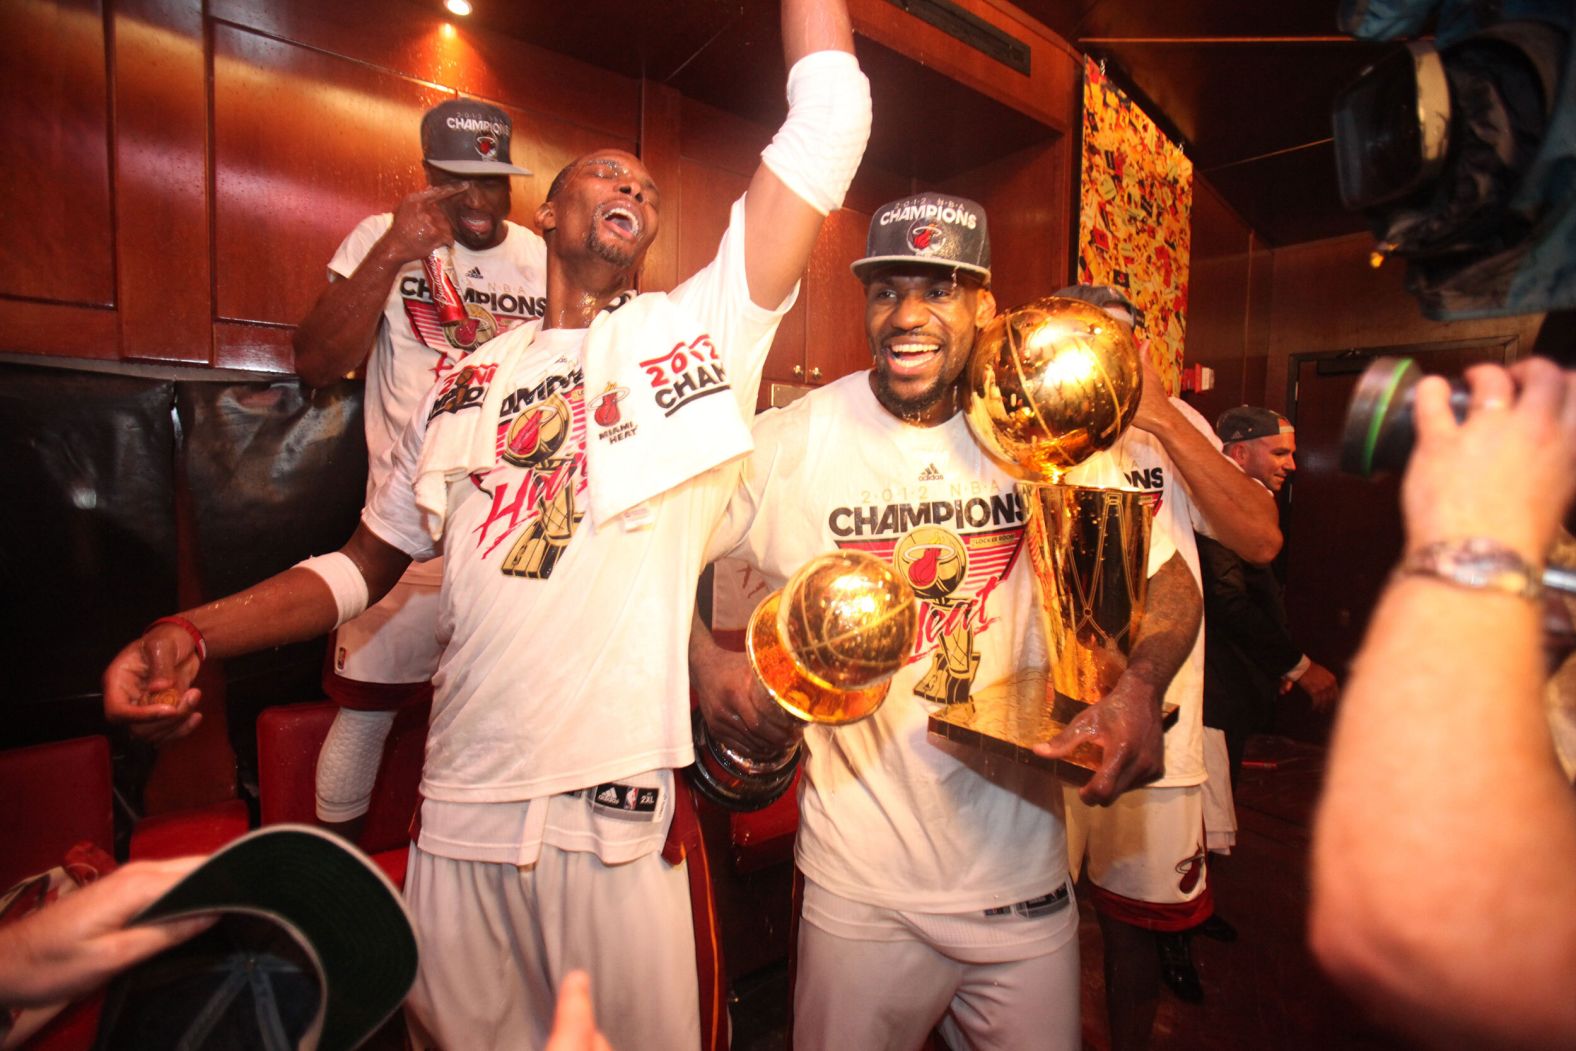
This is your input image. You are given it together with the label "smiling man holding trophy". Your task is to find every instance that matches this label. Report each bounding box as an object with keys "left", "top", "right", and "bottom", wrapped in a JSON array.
[{"left": 690, "top": 194, "right": 1202, "bottom": 1050}]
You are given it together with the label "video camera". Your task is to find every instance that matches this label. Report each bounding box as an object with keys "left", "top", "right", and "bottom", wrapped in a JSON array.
[{"left": 1331, "top": 0, "right": 1574, "bottom": 320}]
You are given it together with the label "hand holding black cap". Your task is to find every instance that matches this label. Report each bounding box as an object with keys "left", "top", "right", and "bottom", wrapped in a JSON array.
[{"left": 96, "top": 825, "right": 418, "bottom": 1051}]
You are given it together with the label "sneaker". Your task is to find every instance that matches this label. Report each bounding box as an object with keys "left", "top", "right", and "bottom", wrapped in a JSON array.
[{"left": 1156, "top": 932, "right": 1204, "bottom": 1003}]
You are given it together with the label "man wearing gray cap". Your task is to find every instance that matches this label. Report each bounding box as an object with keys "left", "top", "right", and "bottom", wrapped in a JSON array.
[
  {"left": 1204, "top": 405, "right": 1339, "bottom": 783},
  {"left": 292, "top": 99, "right": 547, "bottom": 841},
  {"left": 691, "top": 193, "right": 1202, "bottom": 1049}
]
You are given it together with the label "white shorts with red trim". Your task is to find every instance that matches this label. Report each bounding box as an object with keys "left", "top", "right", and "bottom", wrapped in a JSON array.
[
  {"left": 1063, "top": 783, "right": 1212, "bottom": 931},
  {"left": 324, "top": 577, "right": 441, "bottom": 711}
]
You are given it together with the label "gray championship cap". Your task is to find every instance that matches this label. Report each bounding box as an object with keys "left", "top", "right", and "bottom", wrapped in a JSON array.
[
  {"left": 421, "top": 98, "right": 531, "bottom": 177},
  {"left": 851, "top": 193, "right": 991, "bottom": 282},
  {"left": 1216, "top": 405, "right": 1292, "bottom": 445}
]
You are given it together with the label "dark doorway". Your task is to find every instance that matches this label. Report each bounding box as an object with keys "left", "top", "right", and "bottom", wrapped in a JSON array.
[{"left": 1274, "top": 337, "right": 1518, "bottom": 743}]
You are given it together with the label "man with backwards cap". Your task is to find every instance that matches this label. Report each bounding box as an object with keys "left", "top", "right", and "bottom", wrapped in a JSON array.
[
  {"left": 102, "top": 0, "right": 872, "bottom": 1043},
  {"left": 1054, "top": 284, "right": 1283, "bottom": 1042},
  {"left": 1206, "top": 405, "right": 1338, "bottom": 783},
  {"left": 691, "top": 194, "right": 1203, "bottom": 1049},
  {"left": 293, "top": 99, "right": 547, "bottom": 841}
]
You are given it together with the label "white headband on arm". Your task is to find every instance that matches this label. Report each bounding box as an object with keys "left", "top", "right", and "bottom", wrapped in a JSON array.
[{"left": 295, "top": 551, "right": 370, "bottom": 629}]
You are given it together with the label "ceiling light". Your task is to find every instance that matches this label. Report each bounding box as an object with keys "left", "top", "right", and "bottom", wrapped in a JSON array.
[{"left": 444, "top": 0, "right": 472, "bottom": 16}]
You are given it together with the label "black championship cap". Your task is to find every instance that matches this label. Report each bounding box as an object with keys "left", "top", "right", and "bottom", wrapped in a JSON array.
[
  {"left": 421, "top": 98, "right": 531, "bottom": 177},
  {"left": 1216, "top": 405, "right": 1292, "bottom": 445},
  {"left": 94, "top": 825, "right": 418, "bottom": 1051},
  {"left": 851, "top": 193, "right": 991, "bottom": 282}
]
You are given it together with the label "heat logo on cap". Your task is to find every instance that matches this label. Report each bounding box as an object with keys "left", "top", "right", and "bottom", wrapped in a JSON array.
[
  {"left": 475, "top": 134, "right": 498, "bottom": 158},
  {"left": 908, "top": 223, "right": 943, "bottom": 254}
]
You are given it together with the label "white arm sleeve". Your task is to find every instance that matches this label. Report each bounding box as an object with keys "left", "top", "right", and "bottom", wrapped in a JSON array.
[{"left": 759, "top": 50, "right": 872, "bottom": 216}]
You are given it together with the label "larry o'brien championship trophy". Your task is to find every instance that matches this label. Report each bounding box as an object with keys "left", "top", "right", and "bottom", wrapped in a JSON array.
[
  {"left": 928, "top": 296, "right": 1156, "bottom": 784},
  {"left": 689, "top": 551, "right": 919, "bottom": 811}
]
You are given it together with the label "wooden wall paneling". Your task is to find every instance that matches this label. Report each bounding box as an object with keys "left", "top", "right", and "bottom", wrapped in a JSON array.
[
  {"left": 0, "top": 0, "right": 114, "bottom": 312},
  {"left": 849, "top": 0, "right": 1078, "bottom": 133},
  {"left": 1244, "top": 236, "right": 1273, "bottom": 404},
  {"left": 1181, "top": 177, "right": 1255, "bottom": 421},
  {"left": 113, "top": 0, "right": 211, "bottom": 364},
  {"left": 676, "top": 98, "right": 808, "bottom": 407},
  {"left": 638, "top": 80, "right": 684, "bottom": 294},
  {"left": 211, "top": 27, "right": 451, "bottom": 351},
  {"left": 679, "top": 96, "right": 771, "bottom": 180},
  {"left": 802, "top": 208, "right": 873, "bottom": 386},
  {"left": 1265, "top": 232, "right": 1543, "bottom": 413},
  {"left": 949, "top": 139, "right": 1067, "bottom": 311},
  {"left": 0, "top": 303, "right": 121, "bottom": 362},
  {"left": 209, "top": 0, "right": 640, "bottom": 147}
]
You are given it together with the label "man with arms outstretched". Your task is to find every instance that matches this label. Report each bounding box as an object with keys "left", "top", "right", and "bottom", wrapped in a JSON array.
[{"left": 103, "top": 3, "right": 871, "bottom": 1045}]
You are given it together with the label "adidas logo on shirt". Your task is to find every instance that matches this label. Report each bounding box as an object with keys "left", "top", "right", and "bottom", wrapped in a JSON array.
[
  {"left": 466, "top": 266, "right": 484, "bottom": 279},
  {"left": 919, "top": 464, "right": 944, "bottom": 482},
  {"left": 597, "top": 786, "right": 620, "bottom": 805}
]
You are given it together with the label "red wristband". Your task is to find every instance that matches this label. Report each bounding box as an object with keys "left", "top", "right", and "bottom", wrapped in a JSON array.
[{"left": 146, "top": 615, "right": 208, "bottom": 662}]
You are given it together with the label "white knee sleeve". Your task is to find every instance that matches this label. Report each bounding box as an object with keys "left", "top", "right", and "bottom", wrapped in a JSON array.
[
  {"left": 760, "top": 50, "right": 872, "bottom": 215},
  {"left": 315, "top": 707, "right": 397, "bottom": 822}
]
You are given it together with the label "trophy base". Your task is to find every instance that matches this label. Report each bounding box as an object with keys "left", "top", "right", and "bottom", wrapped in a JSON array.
[
  {"left": 926, "top": 669, "right": 1180, "bottom": 786},
  {"left": 927, "top": 670, "right": 1098, "bottom": 785}
]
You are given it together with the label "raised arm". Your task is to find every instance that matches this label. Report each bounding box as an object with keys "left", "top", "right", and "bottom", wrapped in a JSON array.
[
  {"left": 741, "top": 0, "right": 870, "bottom": 310},
  {"left": 103, "top": 524, "right": 410, "bottom": 744},
  {"left": 1310, "top": 359, "right": 1576, "bottom": 1049},
  {"left": 1037, "top": 551, "right": 1202, "bottom": 804},
  {"left": 1131, "top": 363, "right": 1281, "bottom": 564},
  {"left": 292, "top": 185, "right": 464, "bottom": 388}
]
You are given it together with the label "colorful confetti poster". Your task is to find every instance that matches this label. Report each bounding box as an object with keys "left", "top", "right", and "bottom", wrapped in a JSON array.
[{"left": 1078, "top": 57, "right": 1193, "bottom": 393}]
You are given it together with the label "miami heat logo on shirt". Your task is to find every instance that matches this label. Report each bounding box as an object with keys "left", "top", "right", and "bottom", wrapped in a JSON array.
[
  {"left": 501, "top": 394, "right": 572, "bottom": 468},
  {"left": 836, "top": 520, "right": 1024, "bottom": 709},
  {"left": 894, "top": 527, "right": 977, "bottom": 706},
  {"left": 469, "top": 380, "right": 588, "bottom": 581}
]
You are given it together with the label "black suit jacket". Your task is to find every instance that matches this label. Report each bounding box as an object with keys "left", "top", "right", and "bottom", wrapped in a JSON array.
[{"left": 1197, "top": 533, "right": 1303, "bottom": 736}]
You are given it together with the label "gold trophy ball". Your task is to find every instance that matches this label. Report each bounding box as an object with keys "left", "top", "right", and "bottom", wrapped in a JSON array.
[
  {"left": 963, "top": 296, "right": 1142, "bottom": 479},
  {"left": 777, "top": 550, "right": 919, "bottom": 692}
]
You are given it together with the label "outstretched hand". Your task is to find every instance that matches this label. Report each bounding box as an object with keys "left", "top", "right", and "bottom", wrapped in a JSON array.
[
  {"left": 0, "top": 857, "right": 214, "bottom": 1008},
  {"left": 102, "top": 625, "right": 203, "bottom": 745},
  {"left": 1034, "top": 676, "right": 1164, "bottom": 806}
]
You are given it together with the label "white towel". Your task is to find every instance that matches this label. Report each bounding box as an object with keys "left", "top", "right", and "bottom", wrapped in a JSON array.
[
  {"left": 412, "top": 293, "right": 755, "bottom": 540},
  {"left": 581, "top": 293, "right": 754, "bottom": 526}
]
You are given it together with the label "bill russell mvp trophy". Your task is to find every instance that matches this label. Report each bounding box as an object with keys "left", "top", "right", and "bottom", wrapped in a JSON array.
[
  {"left": 928, "top": 296, "right": 1159, "bottom": 784},
  {"left": 689, "top": 550, "right": 919, "bottom": 810}
]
